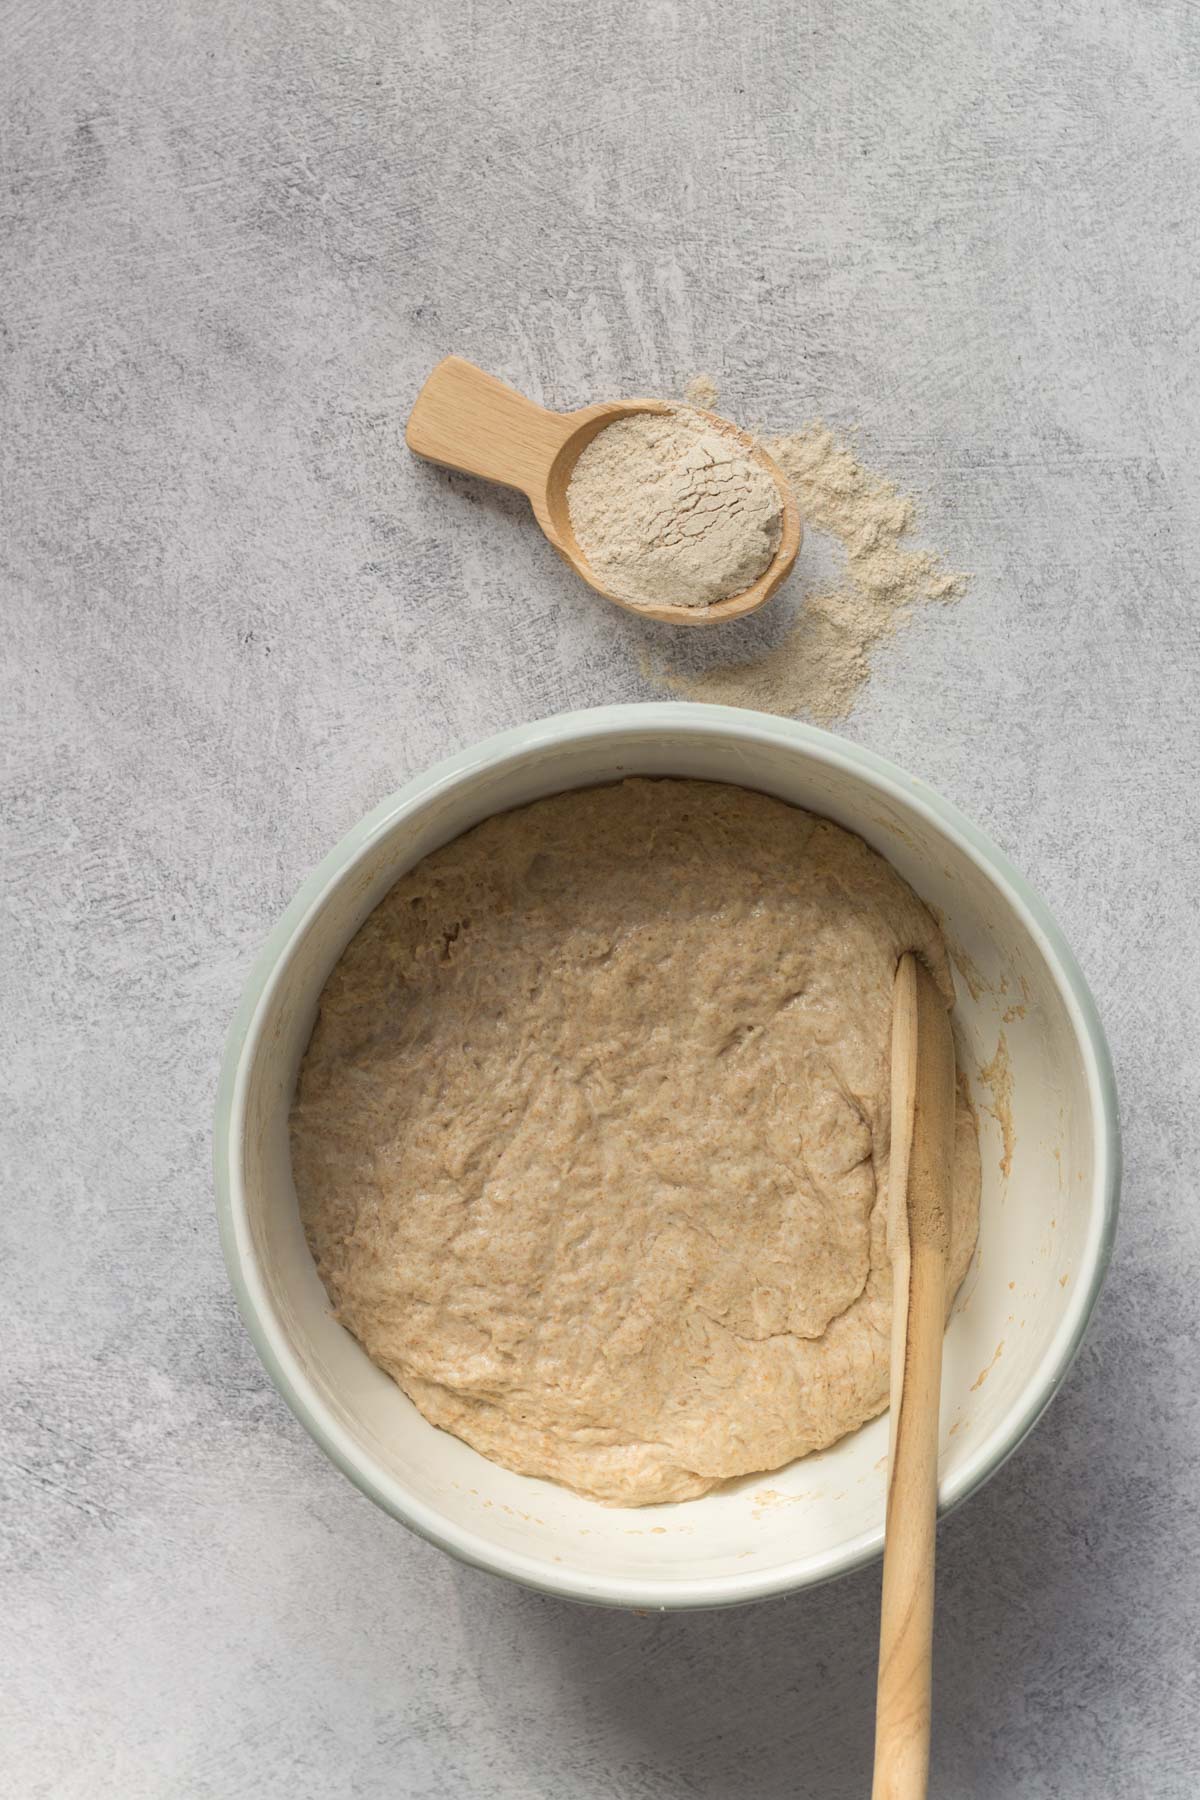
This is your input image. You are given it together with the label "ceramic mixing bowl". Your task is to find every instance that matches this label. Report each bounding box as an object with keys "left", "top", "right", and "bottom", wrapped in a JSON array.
[{"left": 214, "top": 703, "right": 1118, "bottom": 1609}]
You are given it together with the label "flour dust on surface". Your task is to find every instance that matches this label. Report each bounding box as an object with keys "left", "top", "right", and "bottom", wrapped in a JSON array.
[{"left": 637, "top": 377, "right": 968, "bottom": 724}]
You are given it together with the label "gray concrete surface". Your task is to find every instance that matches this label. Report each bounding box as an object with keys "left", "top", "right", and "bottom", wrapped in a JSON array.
[{"left": 4, "top": 1, "right": 1199, "bottom": 1794}]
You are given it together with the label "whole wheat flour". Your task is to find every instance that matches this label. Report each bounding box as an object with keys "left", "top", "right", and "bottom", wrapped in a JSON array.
[
  {"left": 567, "top": 407, "right": 782, "bottom": 609},
  {"left": 292, "top": 778, "right": 981, "bottom": 1507},
  {"left": 646, "top": 380, "right": 967, "bottom": 722}
]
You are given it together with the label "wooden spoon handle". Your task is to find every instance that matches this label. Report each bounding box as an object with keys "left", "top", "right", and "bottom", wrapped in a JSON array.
[
  {"left": 872, "top": 954, "right": 956, "bottom": 1800},
  {"left": 405, "top": 356, "right": 572, "bottom": 496}
]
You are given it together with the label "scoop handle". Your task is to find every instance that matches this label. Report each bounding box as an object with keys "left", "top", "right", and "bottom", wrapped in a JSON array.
[{"left": 405, "top": 357, "right": 571, "bottom": 497}]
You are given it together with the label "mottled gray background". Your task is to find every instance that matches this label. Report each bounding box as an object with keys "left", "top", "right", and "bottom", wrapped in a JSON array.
[{"left": 4, "top": 0, "right": 1199, "bottom": 1794}]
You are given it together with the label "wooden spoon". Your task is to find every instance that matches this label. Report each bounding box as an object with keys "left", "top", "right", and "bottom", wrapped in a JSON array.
[
  {"left": 872, "top": 952, "right": 957, "bottom": 1800},
  {"left": 405, "top": 356, "right": 801, "bottom": 626}
]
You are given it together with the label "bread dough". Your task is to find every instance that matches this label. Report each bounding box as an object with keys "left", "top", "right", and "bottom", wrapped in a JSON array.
[{"left": 292, "top": 779, "right": 980, "bottom": 1506}]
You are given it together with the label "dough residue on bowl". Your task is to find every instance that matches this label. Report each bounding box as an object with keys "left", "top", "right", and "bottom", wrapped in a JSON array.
[{"left": 291, "top": 779, "right": 980, "bottom": 1506}]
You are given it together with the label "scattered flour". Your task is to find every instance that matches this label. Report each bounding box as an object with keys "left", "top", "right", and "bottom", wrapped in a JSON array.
[
  {"left": 684, "top": 371, "right": 720, "bottom": 410},
  {"left": 643, "top": 382, "right": 968, "bottom": 721}
]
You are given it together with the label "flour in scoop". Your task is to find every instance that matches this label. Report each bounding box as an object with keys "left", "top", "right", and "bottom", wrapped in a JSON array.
[{"left": 566, "top": 406, "right": 783, "bottom": 609}]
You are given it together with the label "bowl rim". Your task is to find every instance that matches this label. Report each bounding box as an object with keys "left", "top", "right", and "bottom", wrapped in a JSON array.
[{"left": 214, "top": 702, "right": 1120, "bottom": 1610}]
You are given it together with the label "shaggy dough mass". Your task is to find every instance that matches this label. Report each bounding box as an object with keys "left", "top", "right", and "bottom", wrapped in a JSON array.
[{"left": 292, "top": 780, "right": 980, "bottom": 1506}]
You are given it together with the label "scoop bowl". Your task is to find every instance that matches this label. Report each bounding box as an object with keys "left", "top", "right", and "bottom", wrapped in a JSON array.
[{"left": 406, "top": 357, "right": 801, "bottom": 624}]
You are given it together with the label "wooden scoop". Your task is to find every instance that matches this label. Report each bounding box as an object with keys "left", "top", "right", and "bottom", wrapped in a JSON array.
[
  {"left": 405, "top": 356, "right": 801, "bottom": 626},
  {"left": 872, "top": 953, "right": 957, "bottom": 1800}
]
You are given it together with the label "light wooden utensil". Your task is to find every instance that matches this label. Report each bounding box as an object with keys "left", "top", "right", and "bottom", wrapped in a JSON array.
[
  {"left": 405, "top": 356, "right": 801, "bottom": 626},
  {"left": 872, "top": 952, "right": 957, "bottom": 1800}
]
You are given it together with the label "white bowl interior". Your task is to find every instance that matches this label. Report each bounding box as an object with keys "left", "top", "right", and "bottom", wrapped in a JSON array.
[{"left": 226, "top": 712, "right": 1112, "bottom": 1607}]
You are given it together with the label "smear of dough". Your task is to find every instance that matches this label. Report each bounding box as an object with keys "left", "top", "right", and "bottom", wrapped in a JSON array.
[
  {"left": 970, "top": 1340, "right": 1005, "bottom": 1390},
  {"left": 979, "top": 1031, "right": 1016, "bottom": 1178},
  {"left": 292, "top": 779, "right": 981, "bottom": 1506}
]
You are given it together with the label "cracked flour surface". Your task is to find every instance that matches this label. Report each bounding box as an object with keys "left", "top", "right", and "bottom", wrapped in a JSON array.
[{"left": 566, "top": 407, "right": 783, "bottom": 609}]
